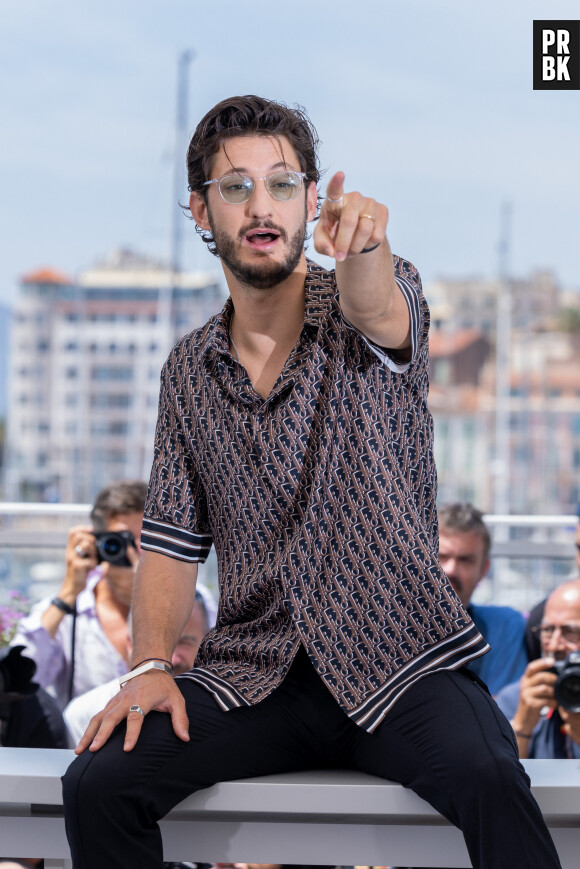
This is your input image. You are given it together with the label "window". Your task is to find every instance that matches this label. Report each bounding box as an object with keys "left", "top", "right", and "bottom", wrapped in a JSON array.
[
  {"left": 90, "top": 420, "right": 129, "bottom": 436},
  {"left": 91, "top": 366, "right": 133, "bottom": 382},
  {"left": 90, "top": 393, "right": 131, "bottom": 409},
  {"left": 434, "top": 360, "right": 451, "bottom": 385}
]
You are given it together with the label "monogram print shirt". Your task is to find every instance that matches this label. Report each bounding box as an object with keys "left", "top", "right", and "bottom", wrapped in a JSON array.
[{"left": 141, "top": 258, "right": 489, "bottom": 732}]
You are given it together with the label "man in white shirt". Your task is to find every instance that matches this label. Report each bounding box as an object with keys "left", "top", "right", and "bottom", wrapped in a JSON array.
[{"left": 12, "top": 480, "right": 146, "bottom": 706}]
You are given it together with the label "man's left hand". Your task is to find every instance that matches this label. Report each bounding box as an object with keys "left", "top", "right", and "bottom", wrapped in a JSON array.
[{"left": 313, "top": 171, "right": 388, "bottom": 262}]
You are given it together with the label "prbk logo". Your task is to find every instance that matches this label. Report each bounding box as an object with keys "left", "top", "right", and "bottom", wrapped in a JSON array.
[{"left": 533, "top": 21, "right": 580, "bottom": 89}]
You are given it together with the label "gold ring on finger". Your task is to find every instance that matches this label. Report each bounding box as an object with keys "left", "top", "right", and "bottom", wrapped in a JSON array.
[{"left": 360, "top": 213, "right": 375, "bottom": 221}]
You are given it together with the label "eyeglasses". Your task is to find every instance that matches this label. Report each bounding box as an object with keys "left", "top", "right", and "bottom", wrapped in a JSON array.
[
  {"left": 531, "top": 624, "right": 580, "bottom": 644},
  {"left": 203, "top": 170, "right": 307, "bottom": 204}
]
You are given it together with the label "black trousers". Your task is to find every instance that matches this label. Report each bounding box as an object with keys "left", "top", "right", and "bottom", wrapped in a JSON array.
[{"left": 62, "top": 648, "right": 561, "bottom": 869}]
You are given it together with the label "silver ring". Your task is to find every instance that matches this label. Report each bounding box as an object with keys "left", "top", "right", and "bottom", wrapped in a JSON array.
[
  {"left": 326, "top": 195, "right": 344, "bottom": 204},
  {"left": 74, "top": 545, "right": 86, "bottom": 557},
  {"left": 129, "top": 705, "right": 145, "bottom": 716}
]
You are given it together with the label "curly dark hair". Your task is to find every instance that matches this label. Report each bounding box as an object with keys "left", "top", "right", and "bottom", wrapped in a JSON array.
[{"left": 186, "top": 94, "right": 322, "bottom": 255}]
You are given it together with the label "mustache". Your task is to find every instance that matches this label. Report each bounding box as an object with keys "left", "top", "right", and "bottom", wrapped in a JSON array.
[{"left": 238, "top": 220, "right": 287, "bottom": 243}]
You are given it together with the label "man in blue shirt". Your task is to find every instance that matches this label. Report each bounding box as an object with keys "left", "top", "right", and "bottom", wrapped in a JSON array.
[{"left": 438, "top": 502, "right": 528, "bottom": 694}]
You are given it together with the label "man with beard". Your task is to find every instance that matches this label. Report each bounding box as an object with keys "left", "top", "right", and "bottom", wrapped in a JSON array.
[
  {"left": 438, "top": 502, "right": 528, "bottom": 694},
  {"left": 62, "top": 95, "right": 561, "bottom": 869}
]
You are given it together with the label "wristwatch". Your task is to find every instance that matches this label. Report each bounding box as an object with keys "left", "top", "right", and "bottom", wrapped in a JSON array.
[
  {"left": 119, "top": 660, "right": 173, "bottom": 688},
  {"left": 51, "top": 596, "right": 76, "bottom": 615}
]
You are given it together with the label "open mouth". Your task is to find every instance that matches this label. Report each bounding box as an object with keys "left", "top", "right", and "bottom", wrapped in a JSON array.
[{"left": 244, "top": 228, "right": 281, "bottom": 249}]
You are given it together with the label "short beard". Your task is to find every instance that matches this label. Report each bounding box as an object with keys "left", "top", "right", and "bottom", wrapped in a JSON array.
[{"left": 206, "top": 205, "right": 307, "bottom": 291}]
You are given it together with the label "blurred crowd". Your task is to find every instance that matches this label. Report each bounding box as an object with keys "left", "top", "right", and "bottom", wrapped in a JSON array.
[{"left": 1, "top": 482, "right": 579, "bottom": 868}]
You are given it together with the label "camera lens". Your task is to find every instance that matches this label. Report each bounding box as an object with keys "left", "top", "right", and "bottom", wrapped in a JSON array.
[
  {"left": 95, "top": 531, "right": 133, "bottom": 566},
  {"left": 102, "top": 537, "right": 122, "bottom": 556}
]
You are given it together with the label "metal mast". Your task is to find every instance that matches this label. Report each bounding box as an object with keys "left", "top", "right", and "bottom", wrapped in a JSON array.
[
  {"left": 157, "top": 49, "right": 195, "bottom": 355},
  {"left": 137, "top": 51, "right": 195, "bottom": 482},
  {"left": 493, "top": 201, "right": 512, "bottom": 516},
  {"left": 170, "top": 49, "right": 195, "bottom": 278}
]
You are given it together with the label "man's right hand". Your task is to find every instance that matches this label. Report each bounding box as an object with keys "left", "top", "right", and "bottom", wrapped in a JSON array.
[
  {"left": 514, "top": 657, "right": 558, "bottom": 733},
  {"left": 41, "top": 526, "right": 98, "bottom": 638},
  {"left": 63, "top": 525, "right": 98, "bottom": 601},
  {"left": 75, "top": 670, "right": 190, "bottom": 754}
]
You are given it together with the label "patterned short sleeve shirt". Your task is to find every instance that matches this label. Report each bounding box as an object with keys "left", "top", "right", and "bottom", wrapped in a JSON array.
[{"left": 142, "top": 257, "right": 488, "bottom": 732}]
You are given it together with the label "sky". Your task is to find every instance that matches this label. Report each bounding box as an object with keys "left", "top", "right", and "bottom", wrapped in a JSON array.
[{"left": 1, "top": 0, "right": 579, "bottom": 307}]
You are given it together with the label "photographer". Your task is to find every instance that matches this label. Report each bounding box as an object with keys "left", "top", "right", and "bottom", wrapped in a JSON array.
[
  {"left": 496, "top": 578, "right": 580, "bottom": 759},
  {"left": 12, "top": 480, "right": 147, "bottom": 708}
]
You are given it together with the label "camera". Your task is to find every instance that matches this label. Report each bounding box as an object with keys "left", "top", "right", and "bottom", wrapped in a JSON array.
[
  {"left": 550, "top": 651, "right": 580, "bottom": 712},
  {"left": 0, "top": 645, "right": 37, "bottom": 700},
  {"left": 94, "top": 530, "right": 136, "bottom": 567}
]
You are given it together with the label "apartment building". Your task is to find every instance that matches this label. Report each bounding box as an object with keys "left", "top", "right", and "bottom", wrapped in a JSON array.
[
  {"left": 4, "top": 249, "right": 224, "bottom": 502},
  {"left": 426, "top": 274, "right": 580, "bottom": 514},
  {"left": 427, "top": 270, "right": 560, "bottom": 334}
]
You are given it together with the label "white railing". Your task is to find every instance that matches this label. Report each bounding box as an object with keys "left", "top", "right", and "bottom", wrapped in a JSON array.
[
  {"left": 0, "top": 503, "right": 91, "bottom": 515},
  {"left": 0, "top": 504, "right": 577, "bottom": 610}
]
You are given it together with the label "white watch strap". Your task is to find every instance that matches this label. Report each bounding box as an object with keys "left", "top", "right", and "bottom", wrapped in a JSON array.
[{"left": 119, "top": 660, "right": 173, "bottom": 688}]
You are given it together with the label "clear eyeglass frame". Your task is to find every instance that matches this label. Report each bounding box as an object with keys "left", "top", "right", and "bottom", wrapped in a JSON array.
[
  {"left": 532, "top": 624, "right": 580, "bottom": 644},
  {"left": 203, "top": 170, "right": 307, "bottom": 204}
]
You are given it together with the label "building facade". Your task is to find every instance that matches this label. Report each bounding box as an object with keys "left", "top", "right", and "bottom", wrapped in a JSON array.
[
  {"left": 4, "top": 249, "right": 224, "bottom": 502},
  {"left": 426, "top": 273, "right": 580, "bottom": 516}
]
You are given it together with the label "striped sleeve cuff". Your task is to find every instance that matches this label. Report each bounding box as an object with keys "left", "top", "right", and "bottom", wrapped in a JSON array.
[
  {"left": 141, "top": 517, "right": 213, "bottom": 563},
  {"left": 361, "top": 272, "right": 422, "bottom": 373}
]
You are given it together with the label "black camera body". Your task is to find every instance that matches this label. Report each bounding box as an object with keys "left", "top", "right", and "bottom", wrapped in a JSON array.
[
  {"left": 0, "top": 645, "right": 37, "bottom": 700},
  {"left": 549, "top": 650, "right": 580, "bottom": 712},
  {"left": 94, "top": 530, "right": 136, "bottom": 567}
]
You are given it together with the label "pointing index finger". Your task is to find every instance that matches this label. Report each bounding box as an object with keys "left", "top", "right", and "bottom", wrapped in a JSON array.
[{"left": 325, "top": 171, "right": 345, "bottom": 207}]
